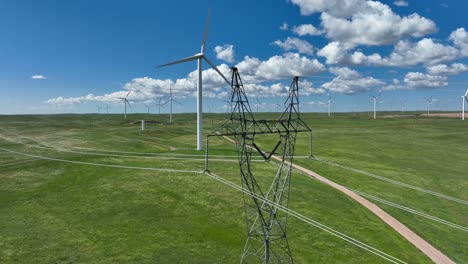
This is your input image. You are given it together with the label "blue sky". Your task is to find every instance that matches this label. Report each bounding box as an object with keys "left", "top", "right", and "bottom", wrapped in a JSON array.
[{"left": 1, "top": 0, "right": 468, "bottom": 114}]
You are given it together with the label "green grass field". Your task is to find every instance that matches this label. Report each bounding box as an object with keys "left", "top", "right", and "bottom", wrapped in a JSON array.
[{"left": 0, "top": 112, "right": 466, "bottom": 263}]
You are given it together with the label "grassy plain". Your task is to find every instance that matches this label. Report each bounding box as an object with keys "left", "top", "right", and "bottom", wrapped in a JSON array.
[{"left": 0, "top": 112, "right": 466, "bottom": 263}]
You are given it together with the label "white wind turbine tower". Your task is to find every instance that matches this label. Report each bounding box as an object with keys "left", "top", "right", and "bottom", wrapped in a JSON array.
[
  {"left": 327, "top": 92, "right": 332, "bottom": 117},
  {"left": 223, "top": 99, "right": 231, "bottom": 113},
  {"left": 154, "top": 97, "right": 164, "bottom": 114},
  {"left": 156, "top": 10, "right": 231, "bottom": 150},
  {"left": 144, "top": 104, "right": 151, "bottom": 114},
  {"left": 255, "top": 96, "right": 260, "bottom": 113},
  {"left": 462, "top": 89, "right": 468, "bottom": 120},
  {"left": 275, "top": 97, "right": 281, "bottom": 112},
  {"left": 372, "top": 92, "right": 381, "bottom": 120},
  {"left": 162, "top": 86, "right": 181, "bottom": 125},
  {"left": 223, "top": 89, "right": 233, "bottom": 113},
  {"left": 118, "top": 89, "right": 133, "bottom": 119},
  {"left": 425, "top": 96, "right": 433, "bottom": 115},
  {"left": 400, "top": 99, "right": 407, "bottom": 114}
]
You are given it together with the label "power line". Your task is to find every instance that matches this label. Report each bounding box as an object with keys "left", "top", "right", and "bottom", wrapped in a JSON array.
[
  {"left": 313, "top": 156, "right": 468, "bottom": 206},
  {"left": 0, "top": 146, "right": 203, "bottom": 174},
  {"left": 205, "top": 172, "right": 407, "bottom": 264},
  {"left": 347, "top": 188, "right": 468, "bottom": 232},
  {"left": 0, "top": 143, "right": 410, "bottom": 262}
]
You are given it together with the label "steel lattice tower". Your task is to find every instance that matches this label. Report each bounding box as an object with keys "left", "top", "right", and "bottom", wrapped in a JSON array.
[{"left": 205, "top": 68, "right": 312, "bottom": 263}]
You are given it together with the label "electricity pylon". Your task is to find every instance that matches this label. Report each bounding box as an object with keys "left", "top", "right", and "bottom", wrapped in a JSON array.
[{"left": 206, "top": 67, "right": 312, "bottom": 263}]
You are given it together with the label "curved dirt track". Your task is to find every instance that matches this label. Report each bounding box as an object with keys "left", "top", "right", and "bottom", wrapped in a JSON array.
[
  {"left": 219, "top": 134, "right": 454, "bottom": 263},
  {"left": 278, "top": 156, "right": 455, "bottom": 264}
]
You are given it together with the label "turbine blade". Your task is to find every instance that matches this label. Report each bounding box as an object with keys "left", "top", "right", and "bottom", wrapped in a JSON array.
[
  {"left": 465, "top": 88, "right": 468, "bottom": 97},
  {"left": 203, "top": 56, "right": 231, "bottom": 87},
  {"left": 201, "top": 9, "right": 211, "bottom": 53},
  {"left": 126, "top": 100, "right": 132, "bottom": 109},
  {"left": 126, "top": 89, "right": 133, "bottom": 98},
  {"left": 174, "top": 99, "right": 182, "bottom": 105},
  {"left": 156, "top": 54, "right": 202, "bottom": 68}
]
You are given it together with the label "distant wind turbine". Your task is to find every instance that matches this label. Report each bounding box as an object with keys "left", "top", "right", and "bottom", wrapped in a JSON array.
[
  {"left": 145, "top": 104, "right": 151, "bottom": 114},
  {"left": 162, "top": 86, "right": 181, "bottom": 124},
  {"left": 372, "top": 91, "right": 381, "bottom": 120},
  {"left": 156, "top": 10, "right": 231, "bottom": 150},
  {"left": 105, "top": 104, "right": 110, "bottom": 113},
  {"left": 462, "top": 89, "right": 468, "bottom": 120},
  {"left": 327, "top": 93, "right": 332, "bottom": 117},
  {"left": 118, "top": 89, "right": 132, "bottom": 119},
  {"left": 400, "top": 99, "right": 407, "bottom": 114},
  {"left": 275, "top": 98, "right": 281, "bottom": 112},
  {"left": 255, "top": 96, "right": 260, "bottom": 113},
  {"left": 425, "top": 96, "right": 433, "bottom": 115},
  {"left": 154, "top": 97, "right": 164, "bottom": 114},
  {"left": 223, "top": 99, "right": 231, "bottom": 113},
  {"left": 97, "top": 105, "right": 102, "bottom": 113}
]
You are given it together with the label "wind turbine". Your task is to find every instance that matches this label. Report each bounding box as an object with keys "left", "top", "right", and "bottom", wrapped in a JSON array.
[
  {"left": 372, "top": 92, "right": 381, "bottom": 120},
  {"left": 400, "top": 99, "right": 407, "bottom": 114},
  {"left": 223, "top": 99, "right": 231, "bottom": 113},
  {"left": 156, "top": 10, "right": 231, "bottom": 150},
  {"left": 105, "top": 104, "right": 110, "bottom": 113},
  {"left": 162, "top": 86, "right": 181, "bottom": 124},
  {"left": 118, "top": 89, "right": 132, "bottom": 119},
  {"left": 144, "top": 104, "right": 151, "bottom": 114},
  {"left": 97, "top": 105, "right": 102, "bottom": 113},
  {"left": 352, "top": 104, "right": 359, "bottom": 118},
  {"left": 462, "top": 89, "right": 468, "bottom": 120},
  {"left": 275, "top": 97, "right": 281, "bottom": 112},
  {"left": 223, "top": 89, "right": 233, "bottom": 113},
  {"left": 154, "top": 97, "right": 164, "bottom": 114},
  {"left": 255, "top": 96, "right": 260, "bottom": 113},
  {"left": 327, "top": 92, "right": 332, "bottom": 117},
  {"left": 425, "top": 96, "right": 433, "bottom": 115}
]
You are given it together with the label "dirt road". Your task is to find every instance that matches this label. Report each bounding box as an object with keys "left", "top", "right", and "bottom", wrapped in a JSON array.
[{"left": 278, "top": 156, "right": 455, "bottom": 264}]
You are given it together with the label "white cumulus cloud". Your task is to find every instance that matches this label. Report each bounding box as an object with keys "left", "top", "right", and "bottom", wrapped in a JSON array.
[
  {"left": 290, "top": 0, "right": 367, "bottom": 18},
  {"left": 32, "top": 75, "right": 46, "bottom": 80},
  {"left": 292, "top": 24, "right": 322, "bottom": 36},
  {"left": 393, "top": 1, "right": 409, "bottom": 7},
  {"left": 291, "top": 0, "right": 436, "bottom": 48},
  {"left": 273, "top": 37, "right": 315, "bottom": 55},
  {"left": 426, "top": 63, "right": 468, "bottom": 75},
  {"left": 322, "top": 67, "right": 384, "bottom": 94},
  {"left": 252, "top": 53, "right": 325, "bottom": 81},
  {"left": 321, "top": 4, "right": 437, "bottom": 48},
  {"left": 47, "top": 53, "right": 326, "bottom": 106},
  {"left": 318, "top": 37, "right": 462, "bottom": 67},
  {"left": 450, "top": 28, "right": 468, "bottom": 56},
  {"left": 280, "top": 22, "right": 289, "bottom": 31},
  {"left": 214, "top": 44, "right": 235, "bottom": 63},
  {"left": 404, "top": 72, "right": 448, "bottom": 89}
]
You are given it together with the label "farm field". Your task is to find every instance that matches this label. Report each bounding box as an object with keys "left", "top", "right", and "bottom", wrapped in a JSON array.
[{"left": 0, "top": 113, "right": 466, "bottom": 263}]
